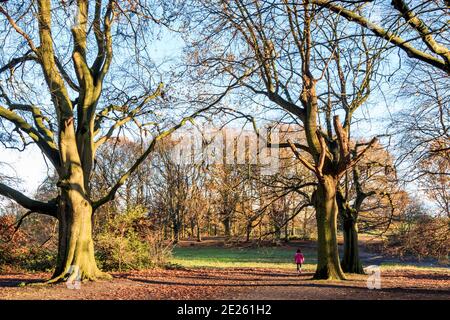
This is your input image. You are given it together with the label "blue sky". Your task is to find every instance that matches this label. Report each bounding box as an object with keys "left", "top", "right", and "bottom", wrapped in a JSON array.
[
  {"left": 0, "top": 8, "right": 424, "bottom": 203},
  {"left": 0, "top": 26, "right": 186, "bottom": 194}
]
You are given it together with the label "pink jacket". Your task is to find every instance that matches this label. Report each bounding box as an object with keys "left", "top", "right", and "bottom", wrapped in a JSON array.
[{"left": 295, "top": 253, "right": 305, "bottom": 264}]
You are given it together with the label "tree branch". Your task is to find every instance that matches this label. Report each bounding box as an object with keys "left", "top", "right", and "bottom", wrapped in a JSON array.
[
  {"left": 0, "top": 51, "right": 38, "bottom": 74},
  {"left": 334, "top": 115, "right": 350, "bottom": 168},
  {"left": 350, "top": 137, "right": 378, "bottom": 167},
  {"left": 312, "top": 0, "right": 450, "bottom": 74},
  {"left": 0, "top": 104, "right": 60, "bottom": 167},
  {"left": 93, "top": 85, "right": 231, "bottom": 211},
  {"left": 0, "top": 6, "right": 38, "bottom": 53},
  {"left": 391, "top": 0, "right": 450, "bottom": 67},
  {"left": 94, "top": 83, "right": 163, "bottom": 149},
  {"left": 2, "top": 210, "right": 34, "bottom": 242},
  {"left": 0, "top": 183, "right": 57, "bottom": 217},
  {"left": 37, "top": 0, "right": 73, "bottom": 119},
  {"left": 287, "top": 139, "right": 318, "bottom": 175}
]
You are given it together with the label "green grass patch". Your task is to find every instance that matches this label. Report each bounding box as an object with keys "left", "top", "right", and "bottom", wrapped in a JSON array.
[
  {"left": 378, "top": 263, "right": 449, "bottom": 272},
  {"left": 170, "top": 246, "right": 450, "bottom": 274},
  {"left": 170, "top": 246, "right": 316, "bottom": 271}
]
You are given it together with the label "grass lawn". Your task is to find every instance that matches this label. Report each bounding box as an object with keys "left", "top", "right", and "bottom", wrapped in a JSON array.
[
  {"left": 1, "top": 242, "right": 448, "bottom": 300},
  {"left": 376, "top": 263, "right": 449, "bottom": 272},
  {"left": 170, "top": 245, "right": 450, "bottom": 273},
  {"left": 170, "top": 246, "right": 317, "bottom": 271}
]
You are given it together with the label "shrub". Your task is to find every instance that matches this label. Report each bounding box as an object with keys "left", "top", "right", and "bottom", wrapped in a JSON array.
[
  {"left": 0, "top": 214, "right": 56, "bottom": 272},
  {"left": 385, "top": 215, "right": 449, "bottom": 262},
  {"left": 1, "top": 207, "right": 173, "bottom": 273},
  {"left": 95, "top": 207, "right": 172, "bottom": 271},
  {"left": 21, "top": 248, "right": 56, "bottom": 272}
]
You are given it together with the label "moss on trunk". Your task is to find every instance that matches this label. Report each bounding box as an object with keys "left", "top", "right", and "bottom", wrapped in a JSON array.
[
  {"left": 341, "top": 216, "right": 364, "bottom": 274},
  {"left": 50, "top": 189, "right": 110, "bottom": 283},
  {"left": 313, "top": 176, "right": 346, "bottom": 280}
]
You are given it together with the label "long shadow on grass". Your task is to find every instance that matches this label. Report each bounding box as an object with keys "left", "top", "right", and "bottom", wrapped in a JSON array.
[
  {"left": 127, "top": 277, "right": 449, "bottom": 296},
  {"left": 228, "top": 270, "right": 311, "bottom": 277},
  {"left": 0, "top": 277, "right": 44, "bottom": 287},
  {"left": 387, "top": 273, "right": 450, "bottom": 281},
  {"left": 186, "top": 270, "right": 303, "bottom": 278},
  {"left": 179, "top": 276, "right": 301, "bottom": 282},
  {"left": 178, "top": 271, "right": 306, "bottom": 281}
]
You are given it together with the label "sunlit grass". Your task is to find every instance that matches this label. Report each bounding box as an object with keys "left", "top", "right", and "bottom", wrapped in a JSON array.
[
  {"left": 170, "top": 246, "right": 449, "bottom": 273},
  {"left": 172, "top": 246, "right": 316, "bottom": 272},
  {"left": 377, "top": 263, "right": 449, "bottom": 272}
]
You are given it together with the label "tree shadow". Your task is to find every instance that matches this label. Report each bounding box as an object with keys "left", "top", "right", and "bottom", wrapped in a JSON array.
[
  {"left": 183, "top": 270, "right": 309, "bottom": 279},
  {"left": 127, "top": 276, "right": 450, "bottom": 297},
  {"left": 392, "top": 273, "right": 450, "bottom": 281},
  {"left": 0, "top": 277, "right": 45, "bottom": 287},
  {"left": 178, "top": 274, "right": 311, "bottom": 282},
  {"left": 235, "top": 270, "right": 314, "bottom": 278}
]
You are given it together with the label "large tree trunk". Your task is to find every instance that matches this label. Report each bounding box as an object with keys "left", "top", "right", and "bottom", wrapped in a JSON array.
[
  {"left": 223, "top": 216, "right": 231, "bottom": 239},
  {"left": 173, "top": 222, "right": 180, "bottom": 244},
  {"left": 274, "top": 225, "right": 281, "bottom": 242},
  {"left": 341, "top": 215, "right": 364, "bottom": 274},
  {"left": 196, "top": 223, "right": 202, "bottom": 242},
  {"left": 246, "top": 222, "right": 252, "bottom": 242},
  {"left": 284, "top": 219, "right": 289, "bottom": 243},
  {"left": 313, "top": 176, "right": 346, "bottom": 280},
  {"left": 302, "top": 210, "right": 309, "bottom": 239},
  {"left": 51, "top": 189, "right": 108, "bottom": 282},
  {"left": 50, "top": 117, "right": 109, "bottom": 283},
  {"left": 190, "top": 220, "right": 195, "bottom": 239}
]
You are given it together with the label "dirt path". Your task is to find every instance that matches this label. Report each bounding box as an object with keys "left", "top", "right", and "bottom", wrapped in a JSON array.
[{"left": 1, "top": 267, "right": 449, "bottom": 300}]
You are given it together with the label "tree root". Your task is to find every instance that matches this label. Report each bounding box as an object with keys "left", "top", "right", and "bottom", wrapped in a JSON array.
[{"left": 20, "top": 270, "right": 112, "bottom": 287}]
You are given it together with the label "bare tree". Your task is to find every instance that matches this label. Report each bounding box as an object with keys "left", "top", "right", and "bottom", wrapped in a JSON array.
[
  {"left": 185, "top": 0, "right": 383, "bottom": 279},
  {"left": 0, "top": 0, "right": 211, "bottom": 282},
  {"left": 149, "top": 137, "right": 206, "bottom": 243}
]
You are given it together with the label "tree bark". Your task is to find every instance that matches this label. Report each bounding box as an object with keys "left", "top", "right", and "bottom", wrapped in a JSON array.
[
  {"left": 196, "top": 223, "right": 202, "bottom": 242},
  {"left": 313, "top": 176, "right": 346, "bottom": 280},
  {"left": 284, "top": 218, "right": 289, "bottom": 243},
  {"left": 274, "top": 225, "right": 281, "bottom": 242},
  {"left": 173, "top": 222, "right": 180, "bottom": 244},
  {"left": 223, "top": 216, "right": 231, "bottom": 239},
  {"left": 336, "top": 175, "right": 365, "bottom": 274},
  {"left": 51, "top": 189, "right": 109, "bottom": 282},
  {"left": 341, "top": 215, "right": 364, "bottom": 274},
  {"left": 190, "top": 220, "right": 195, "bottom": 239},
  {"left": 246, "top": 222, "right": 252, "bottom": 242}
]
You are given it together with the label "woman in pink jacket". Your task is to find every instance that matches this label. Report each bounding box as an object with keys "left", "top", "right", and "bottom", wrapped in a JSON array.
[{"left": 294, "top": 249, "right": 305, "bottom": 274}]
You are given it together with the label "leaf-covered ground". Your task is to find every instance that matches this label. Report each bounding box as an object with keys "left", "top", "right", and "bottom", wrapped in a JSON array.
[
  {"left": 1, "top": 267, "right": 449, "bottom": 300},
  {"left": 1, "top": 239, "right": 448, "bottom": 300}
]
